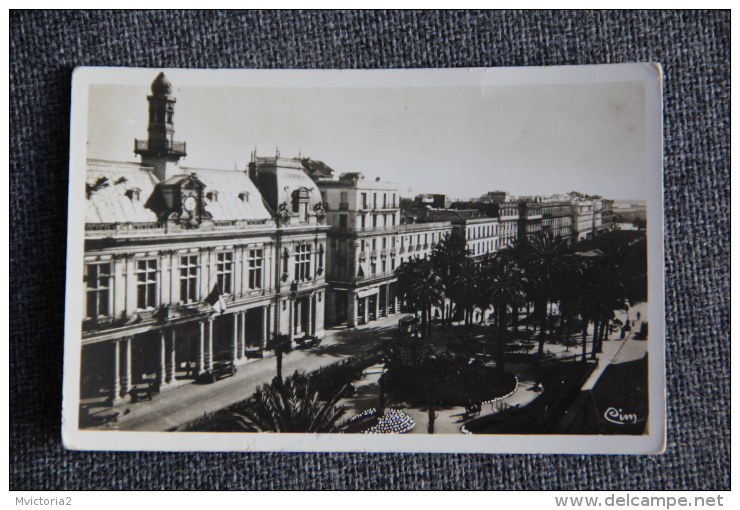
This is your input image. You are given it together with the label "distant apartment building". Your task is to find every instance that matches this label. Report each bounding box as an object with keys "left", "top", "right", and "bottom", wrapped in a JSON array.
[
  {"left": 315, "top": 173, "right": 452, "bottom": 327},
  {"left": 540, "top": 202, "right": 574, "bottom": 242},
  {"left": 415, "top": 193, "right": 451, "bottom": 209},
  {"left": 424, "top": 209, "right": 500, "bottom": 258},
  {"left": 572, "top": 201, "right": 595, "bottom": 241}
]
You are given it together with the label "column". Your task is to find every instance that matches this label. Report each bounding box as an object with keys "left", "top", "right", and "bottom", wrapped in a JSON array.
[
  {"left": 239, "top": 310, "right": 246, "bottom": 356},
  {"left": 363, "top": 297, "right": 369, "bottom": 324},
  {"left": 205, "top": 317, "right": 214, "bottom": 371},
  {"left": 383, "top": 283, "right": 396, "bottom": 317},
  {"left": 347, "top": 291, "right": 357, "bottom": 328},
  {"left": 196, "top": 320, "right": 205, "bottom": 374},
  {"left": 306, "top": 294, "right": 314, "bottom": 336},
  {"left": 231, "top": 313, "right": 239, "bottom": 362},
  {"left": 166, "top": 329, "right": 176, "bottom": 383},
  {"left": 121, "top": 336, "right": 132, "bottom": 398},
  {"left": 288, "top": 299, "right": 294, "bottom": 338},
  {"left": 113, "top": 255, "right": 126, "bottom": 317},
  {"left": 157, "top": 331, "right": 166, "bottom": 387},
  {"left": 266, "top": 304, "right": 273, "bottom": 341},
  {"left": 112, "top": 339, "right": 121, "bottom": 403},
  {"left": 125, "top": 256, "right": 136, "bottom": 314},
  {"left": 261, "top": 306, "right": 268, "bottom": 349}
]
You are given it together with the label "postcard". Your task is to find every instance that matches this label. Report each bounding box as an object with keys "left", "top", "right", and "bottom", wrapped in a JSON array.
[{"left": 62, "top": 64, "right": 664, "bottom": 453}]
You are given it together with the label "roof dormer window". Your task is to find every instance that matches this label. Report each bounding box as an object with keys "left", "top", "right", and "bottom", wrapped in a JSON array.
[
  {"left": 206, "top": 190, "right": 219, "bottom": 202},
  {"left": 238, "top": 191, "right": 250, "bottom": 203},
  {"left": 125, "top": 188, "right": 141, "bottom": 201}
]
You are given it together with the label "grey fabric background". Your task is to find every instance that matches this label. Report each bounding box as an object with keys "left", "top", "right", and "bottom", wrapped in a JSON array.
[{"left": 10, "top": 10, "right": 729, "bottom": 490}]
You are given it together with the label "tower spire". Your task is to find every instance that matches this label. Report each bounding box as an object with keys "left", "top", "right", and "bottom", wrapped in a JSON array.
[{"left": 134, "top": 72, "right": 187, "bottom": 180}]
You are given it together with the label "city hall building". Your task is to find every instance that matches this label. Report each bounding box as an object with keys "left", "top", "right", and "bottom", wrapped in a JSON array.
[{"left": 81, "top": 74, "right": 328, "bottom": 405}]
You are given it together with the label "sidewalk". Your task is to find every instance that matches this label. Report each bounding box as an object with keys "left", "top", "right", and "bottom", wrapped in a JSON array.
[{"left": 90, "top": 313, "right": 407, "bottom": 432}]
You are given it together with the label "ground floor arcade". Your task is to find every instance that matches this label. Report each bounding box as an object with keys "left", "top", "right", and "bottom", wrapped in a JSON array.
[
  {"left": 80, "top": 291, "right": 325, "bottom": 406},
  {"left": 325, "top": 281, "right": 399, "bottom": 328}
]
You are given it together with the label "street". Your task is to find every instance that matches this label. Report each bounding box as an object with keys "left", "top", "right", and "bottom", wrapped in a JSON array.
[{"left": 107, "top": 314, "right": 406, "bottom": 431}]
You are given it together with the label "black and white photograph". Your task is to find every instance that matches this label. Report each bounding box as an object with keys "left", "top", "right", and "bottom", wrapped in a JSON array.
[{"left": 62, "top": 64, "right": 664, "bottom": 453}]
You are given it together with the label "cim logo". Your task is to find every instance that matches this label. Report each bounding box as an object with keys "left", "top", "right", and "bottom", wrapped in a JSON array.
[{"left": 603, "top": 407, "right": 640, "bottom": 425}]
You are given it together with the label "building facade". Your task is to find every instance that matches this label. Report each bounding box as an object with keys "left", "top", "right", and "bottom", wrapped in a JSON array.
[
  {"left": 81, "top": 74, "right": 328, "bottom": 405},
  {"left": 316, "top": 173, "right": 452, "bottom": 327}
]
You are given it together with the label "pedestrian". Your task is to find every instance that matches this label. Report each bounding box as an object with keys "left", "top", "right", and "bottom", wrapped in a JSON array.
[{"left": 636, "top": 311, "right": 641, "bottom": 321}]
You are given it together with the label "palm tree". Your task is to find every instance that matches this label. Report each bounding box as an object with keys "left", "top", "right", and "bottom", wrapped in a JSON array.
[
  {"left": 431, "top": 232, "right": 469, "bottom": 328},
  {"left": 272, "top": 333, "right": 292, "bottom": 387},
  {"left": 395, "top": 258, "right": 445, "bottom": 341},
  {"left": 526, "top": 235, "right": 572, "bottom": 354},
  {"left": 231, "top": 371, "right": 349, "bottom": 433},
  {"left": 481, "top": 254, "right": 527, "bottom": 372},
  {"left": 453, "top": 257, "right": 482, "bottom": 340}
]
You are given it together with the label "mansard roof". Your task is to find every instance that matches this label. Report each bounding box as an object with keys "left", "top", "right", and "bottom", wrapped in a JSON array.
[
  {"left": 181, "top": 166, "right": 272, "bottom": 221},
  {"left": 85, "top": 160, "right": 272, "bottom": 224},
  {"left": 85, "top": 160, "right": 160, "bottom": 224}
]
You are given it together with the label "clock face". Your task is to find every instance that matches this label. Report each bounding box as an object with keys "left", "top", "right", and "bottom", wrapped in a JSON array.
[{"left": 183, "top": 196, "right": 197, "bottom": 212}]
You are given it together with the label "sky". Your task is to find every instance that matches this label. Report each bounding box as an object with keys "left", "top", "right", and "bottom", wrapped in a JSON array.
[{"left": 87, "top": 76, "right": 649, "bottom": 201}]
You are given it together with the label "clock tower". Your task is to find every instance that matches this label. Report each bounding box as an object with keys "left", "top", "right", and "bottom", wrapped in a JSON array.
[{"left": 134, "top": 72, "right": 187, "bottom": 181}]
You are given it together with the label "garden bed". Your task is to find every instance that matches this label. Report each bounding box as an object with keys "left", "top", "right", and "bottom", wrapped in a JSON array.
[{"left": 462, "top": 360, "right": 596, "bottom": 434}]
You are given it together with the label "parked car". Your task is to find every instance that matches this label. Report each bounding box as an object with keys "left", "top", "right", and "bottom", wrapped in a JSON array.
[{"left": 198, "top": 360, "right": 237, "bottom": 384}]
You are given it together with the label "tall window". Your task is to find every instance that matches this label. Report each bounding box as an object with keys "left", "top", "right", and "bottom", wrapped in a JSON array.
[
  {"left": 295, "top": 244, "right": 311, "bottom": 281},
  {"left": 136, "top": 259, "right": 158, "bottom": 309},
  {"left": 318, "top": 245, "right": 324, "bottom": 273},
  {"left": 179, "top": 255, "right": 198, "bottom": 303},
  {"left": 248, "top": 249, "right": 263, "bottom": 289},
  {"left": 216, "top": 252, "right": 233, "bottom": 293},
  {"left": 360, "top": 214, "right": 366, "bottom": 228},
  {"left": 85, "top": 262, "right": 111, "bottom": 318},
  {"left": 361, "top": 193, "right": 367, "bottom": 209}
]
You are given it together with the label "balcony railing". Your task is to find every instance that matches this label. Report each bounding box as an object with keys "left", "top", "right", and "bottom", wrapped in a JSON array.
[
  {"left": 85, "top": 222, "right": 165, "bottom": 236},
  {"left": 396, "top": 222, "right": 451, "bottom": 233},
  {"left": 399, "top": 246, "right": 406, "bottom": 254},
  {"left": 370, "top": 250, "right": 378, "bottom": 258},
  {"left": 423, "top": 243, "right": 429, "bottom": 250},
  {"left": 352, "top": 270, "right": 396, "bottom": 284},
  {"left": 381, "top": 248, "right": 387, "bottom": 256},
  {"left": 359, "top": 251, "right": 367, "bottom": 261},
  {"left": 338, "top": 202, "right": 349, "bottom": 211},
  {"left": 330, "top": 225, "right": 400, "bottom": 234},
  {"left": 86, "top": 218, "right": 270, "bottom": 237},
  {"left": 416, "top": 244, "right": 422, "bottom": 251},
  {"left": 134, "top": 139, "right": 186, "bottom": 157}
]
